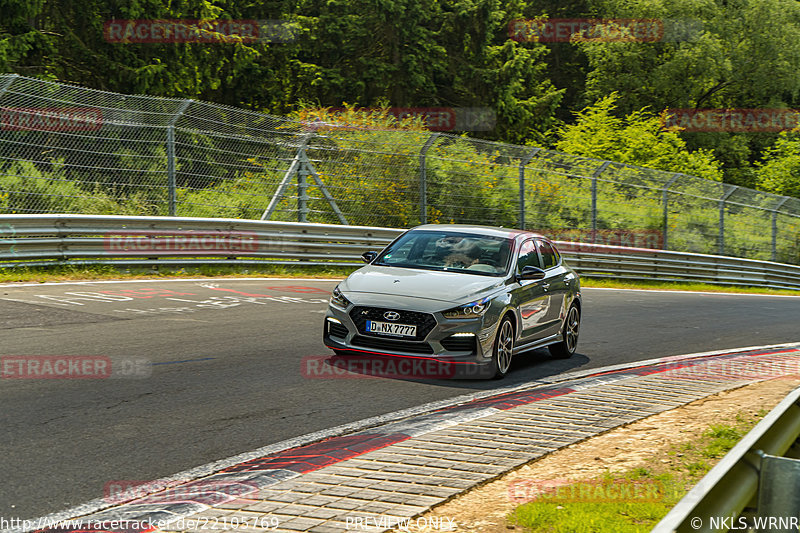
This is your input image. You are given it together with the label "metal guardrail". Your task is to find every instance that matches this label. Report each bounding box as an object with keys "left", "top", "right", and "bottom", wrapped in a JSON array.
[
  {"left": 559, "top": 242, "right": 800, "bottom": 291},
  {"left": 652, "top": 386, "right": 800, "bottom": 533},
  {"left": 1, "top": 215, "right": 799, "bottom": 291},
  {"left": 0, "top": 214, "right": 402, "bottom": 268}
]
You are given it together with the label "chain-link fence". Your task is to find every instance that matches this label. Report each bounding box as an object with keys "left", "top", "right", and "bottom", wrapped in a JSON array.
[{"left": 1, "top": 73, "right": 799, "bottom": 264}]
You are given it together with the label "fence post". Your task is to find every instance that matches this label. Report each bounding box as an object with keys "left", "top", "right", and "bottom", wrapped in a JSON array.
[
  {"left": 166, "top": 99, "right": 193, "bottom": 216},
  {"left": 662, "top": 173, "right": 682, "bottom": 250},
  {"left": 772, "top": 197, "right": 790, "bottom": 262},
  {"left": 719, "top": 185, "right": 738, "bottom": 256},
  {"left": 419, "top": 134, "right": 440, "bottom": 225},
  {"left": 262, "top": 133, "right": 310, "bottom": 221},
  {"left": 591, "top": 161, "right": 611, "bottom": 243},
  {"left": 518, "top": 148, "right": 541, "bottom": 230},
  {"left": 297, "top": 158, "right": 309, "bottom": 223}
]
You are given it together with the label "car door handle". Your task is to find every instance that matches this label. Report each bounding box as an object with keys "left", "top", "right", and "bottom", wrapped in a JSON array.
[{"left": 541, "top": 282, "right": 550, "bottom": 291}]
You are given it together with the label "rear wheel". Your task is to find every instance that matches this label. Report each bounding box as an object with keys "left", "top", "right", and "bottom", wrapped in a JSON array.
[
  {"left": 491, "top": 317, "right": 515, "bottom": 379},
  {"left": 549, "top": 304, "right": 580, "bottom": 359}
]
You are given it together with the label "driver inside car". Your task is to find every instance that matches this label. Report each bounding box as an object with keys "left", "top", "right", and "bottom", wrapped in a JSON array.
[{"left": 433, "top": 236, "right": 483, "bottom": 268}]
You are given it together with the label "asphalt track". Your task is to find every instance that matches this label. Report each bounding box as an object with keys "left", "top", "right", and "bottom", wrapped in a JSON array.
[{"left": 1, "top": 278, "right": 798, "bottom": 520}]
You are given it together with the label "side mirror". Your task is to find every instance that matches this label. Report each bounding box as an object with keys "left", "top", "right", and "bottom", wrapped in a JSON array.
[
  {"left": 361, "top": 251, "right": 378, "bottom": 263},
  {"left": 517, "top": 265, "right": 546, "bottom": 281}
]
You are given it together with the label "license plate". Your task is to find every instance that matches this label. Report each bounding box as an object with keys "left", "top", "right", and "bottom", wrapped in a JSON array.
[{"left": 366, "top": 320, "right": 417, "bottom": 338}]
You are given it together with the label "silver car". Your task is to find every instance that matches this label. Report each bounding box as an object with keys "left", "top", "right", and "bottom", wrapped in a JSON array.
[{"left": 323, "top": 225, "right": 582, "bottom": 379}]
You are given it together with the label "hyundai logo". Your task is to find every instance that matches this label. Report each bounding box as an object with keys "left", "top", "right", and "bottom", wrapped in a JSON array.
[{"left": 383, "top": 311, "right": 401, "bottom": 321}]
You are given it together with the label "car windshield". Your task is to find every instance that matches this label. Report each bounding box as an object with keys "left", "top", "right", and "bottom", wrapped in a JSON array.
[{"left": 374, "top": 230, "right": 513, "bottom": 276}]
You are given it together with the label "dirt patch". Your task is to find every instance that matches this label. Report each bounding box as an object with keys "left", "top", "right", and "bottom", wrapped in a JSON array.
[{"left": 403, "top": 378, "right": 800, "bottom": 533}]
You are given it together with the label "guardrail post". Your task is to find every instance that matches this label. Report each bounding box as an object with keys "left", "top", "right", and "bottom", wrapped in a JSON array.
[
  {"left": 719, "top": 185, "right": 738, "bottom": 256},
  {"left": 167, "top": 99, "right": 193, "bottom": 216},
  {"left": 758, "top": 454, "right": 800, "bottom": 523},
  {"left": 518, "top": 148, "right": 540, "bottom": 230},
  {"left": 591, "top": 161, "right": 611, "bottom": 243},
  {"left": 419, "top": 134, "right": 440, "bottom": 225},
  {"left": 662, "top": 173, "right": 682, "bottom": 250},
  {"left": 772, "top": 197, "right": 790, "bottom": 262}
]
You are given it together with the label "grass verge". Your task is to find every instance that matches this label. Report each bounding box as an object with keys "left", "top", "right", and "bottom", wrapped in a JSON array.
[{"left": 509, "top": 410, "right": 769, "bottom": 533}]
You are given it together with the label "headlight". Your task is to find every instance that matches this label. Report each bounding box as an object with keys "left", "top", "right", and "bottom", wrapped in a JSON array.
[
  {"left": 330, "top": 286, "right": 352, "bottom": 309},
  {"left": 443, "top": 297, "right": 491, "bottom": 319}
]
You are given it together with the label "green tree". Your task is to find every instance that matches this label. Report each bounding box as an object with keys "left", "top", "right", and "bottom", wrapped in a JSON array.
[
  {"left": 289, "top": 0, "right": 563, "bottom": 144},
  {"left": 1, "top": 0, "right": 564, "bottom": 142},
  {"left": 755, "top": 130, "right": 800, "bottom": 198},
  {"left": 579, "top": 0, "right": 800, "bottom": 111},
  {"left": 515, "top": 0, "right": 596, "bottom": 134},
  {"left": 291, "top": 0, "right": 447, "bottom": 108},
  {"left": 435, "top": 0, "right": 564, "bottom": 144},
  {"left": 0, "top": 0, "right": 56, "bottom": 77},
  {"left": 555, "top": 93, "right": 722, "bottom": 181},
  {"left": 574, "top": 0, "right": 800, "bottom": 186},
  {"left": 0, "top": 0, "right": 285, "bottom": 104}
]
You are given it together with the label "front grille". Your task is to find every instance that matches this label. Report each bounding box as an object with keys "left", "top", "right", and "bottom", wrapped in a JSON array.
[
  {"left": 441, "top": 335, "right": 477, "bottom": 353},
  {"left": 350, "top": 306, "right": 437, "bottom": 341},
  {"left": 352, "top": 335, "right": 434, "bottom": 355},
  {"left": 327, "top": 320, "right": 349, "bottom": 339}
]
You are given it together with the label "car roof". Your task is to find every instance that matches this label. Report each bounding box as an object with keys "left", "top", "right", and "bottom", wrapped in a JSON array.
[{"left": 409, "top": 224, "right": 546, "bottom": 240}]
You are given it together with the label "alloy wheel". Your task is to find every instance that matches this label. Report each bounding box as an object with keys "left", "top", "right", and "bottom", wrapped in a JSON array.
[
  {"left": 496, "top": 319, "right": 514, "bottom": 375},
  {"left": 565, "top": 306, "right": 580, "bottom": 353}
]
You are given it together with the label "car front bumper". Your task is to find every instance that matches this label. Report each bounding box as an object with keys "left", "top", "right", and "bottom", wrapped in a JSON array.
[{"left": 323, "top": 303, "right": 499, "bottom": 379}]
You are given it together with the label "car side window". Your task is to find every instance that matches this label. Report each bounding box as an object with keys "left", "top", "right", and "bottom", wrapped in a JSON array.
[
  {"left": 537, "top": 240, "right": 559, "bottom": 270},
  {"left": 516, "top": 239, "right": 541, "bottom": 270}
]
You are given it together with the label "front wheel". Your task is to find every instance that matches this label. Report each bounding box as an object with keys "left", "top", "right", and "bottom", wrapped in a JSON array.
[
  {"left": 549, "top": 304, "right": 580, "bottom": 359},
  {"left": 491, "top": 316, "right": 515, "bottom": 379}
]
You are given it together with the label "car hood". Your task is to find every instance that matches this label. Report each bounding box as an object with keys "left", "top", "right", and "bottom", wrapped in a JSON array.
[{"left": 341, "top": 265, "right": 505, "bottom": 305}]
